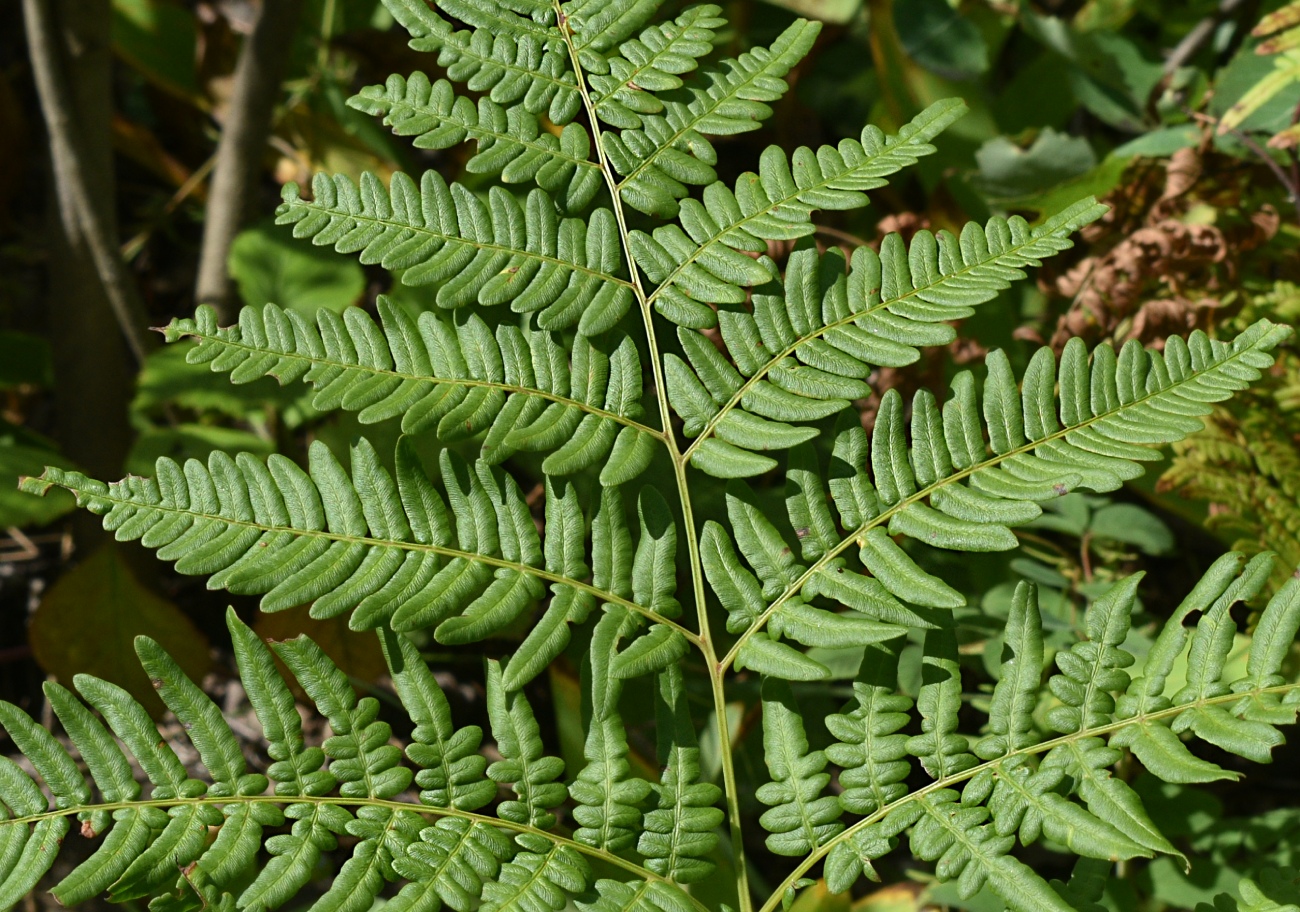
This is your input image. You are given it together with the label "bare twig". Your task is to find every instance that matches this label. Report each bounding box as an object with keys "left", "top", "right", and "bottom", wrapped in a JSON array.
[
  {"left": 1191, "top": 110, "right": 1300, "bottom": 223},
  {"left": 22, "top": 0, "right": 155, "bottom": 363},
  {"left": 1162, "top": 0, "right": 1252, "bottom": 75},
  {"left": 195, "top": 0, "right": 305, "bottom": 322},
  {"left": 123, "top": 153, "right": 217, "bottom": 262}
]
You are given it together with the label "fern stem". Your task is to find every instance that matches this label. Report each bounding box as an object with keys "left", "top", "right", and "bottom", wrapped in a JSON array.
[
  {"left": 549, "top": 7, "right": 674, "bottom": 457},
  {"left": 172, "top": 321, "right": 667, "bottom": 439},
  {"left": 718, "top": 336, "right": 1281, "bottom": 672},
  {"left": 755, "top": 680, "right": 1300, "bottom": 912},
  {"left": 553, "top": 11, "right": 755, "bottom": 910}
]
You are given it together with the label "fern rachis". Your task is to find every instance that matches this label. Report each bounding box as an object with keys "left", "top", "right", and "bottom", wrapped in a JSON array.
[{"left": 9, "top": 1, "right": 1300, "bottom": 911}]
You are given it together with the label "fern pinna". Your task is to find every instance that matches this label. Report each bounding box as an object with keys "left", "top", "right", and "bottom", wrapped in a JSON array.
[{"left": 11, "top": 1, "right": 1300, "bottom": 911}]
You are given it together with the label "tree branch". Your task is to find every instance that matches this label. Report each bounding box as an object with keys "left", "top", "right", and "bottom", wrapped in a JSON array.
[
  {"left": 195, "top": 0, "right": 305, "bottom": 322},
  {"left": 22, "top": 0, "right": 155, "bottom": 364}
]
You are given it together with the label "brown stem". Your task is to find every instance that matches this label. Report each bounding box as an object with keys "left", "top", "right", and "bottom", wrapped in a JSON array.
[
  {"left": 22, "top": 0, "right": 155, "bottom": 365},
  {"left": 195, "top": 0, "right": 305, "bottom": 322}
]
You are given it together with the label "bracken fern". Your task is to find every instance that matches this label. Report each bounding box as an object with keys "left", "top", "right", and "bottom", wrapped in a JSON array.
[{"left": 12, "top": 1, "right": 1300, "bottom": 911}]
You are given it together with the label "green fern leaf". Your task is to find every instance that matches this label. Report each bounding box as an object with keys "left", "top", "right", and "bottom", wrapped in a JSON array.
[
  {"left": 486, "top": 660, "right": 569, "bottom": 829},
  {"left": 604, "top": 19, "right": 821, "bottom": 217},
  {"left": 384, "top": 0, "right": 581, "bottom": 125},
  {"left": 908, "top": 789, "right": 1075, "bottom": 912},
  {"left": 571, "top": 608, "right": 655, "bottom": 852},
  {"left": 757, "top": 679, "right": 844, "bottom": 856},
  {"left": 481, "top": 834, "right": 592, "bottom": 912},
  {"left": 380, "top": 627, "right": 496, "bottom": 810},
  {"left": 17, "top": 5, "right": 1300, "bottom": 912},
  {"left": 1110, "top": 553, "right": 1266, "bottom": 780},
  {"left": 387, "top": 818, "right": 514, "bottom": 912},
  {"left": 276, "top": 173, "right": 632, "bottom": 334},
  {"left": 671, "top": 201, "right": 1107, "bottom": 462},
  {"left": 704, "top": 321, "right": 1291, "bottom": 680},
  {"left": 579, "top": 879, "right": 699, "bottom": 912},
  {"left": 907, "top": 627, "right": 976, "bottom": 780},
  {"left": 975, "top": 581, "right": 1043, "bottom": 759},
  {"left": 274, "top": 634, "right": 414, "bottom": 798},
  {"left": 825, "top": 643, "right": 912, "bottom": 818},
  {"left": 19, "top": 440, "right": 691, "bottom": 642},
  {"left": 632, "top": 99, "right": 967, "bottom": 327},
  {"left": 639, "top": 666, "right": 724, "bottom": 882},
  {"left": 1047, "top": 574, "right": 1143, "bottom": 734},
  {"left": 0, "top": 758, "right": 69, "bottom": 911},
  {"left": 983, "top": 758, "right": 1151, "bottom": 862},
  {"left": 1171, "top": 553, "right": 1288, "bottom": 761},
  {"left": 352, "top": 73, "right": 601, "bottom": 212},
  {"left": 823, "top": 805, "right": 918, "bottom": 892},
  {"left": 39, "top": 683, "right": 144, "bottom": 905},
  {"left": 587, "top": 5, "right": 725, "bottom": 129},
  {"left": 77, "top": 671, "right": 222, "bottom": 902}
]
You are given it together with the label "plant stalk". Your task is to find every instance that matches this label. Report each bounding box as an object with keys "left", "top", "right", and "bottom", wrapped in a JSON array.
[
  {"left": 552, "top": 8, "right": 755, "bottom": 909},
  {"left": 195, "top": 0, "right": 304, "bottom": 321}
]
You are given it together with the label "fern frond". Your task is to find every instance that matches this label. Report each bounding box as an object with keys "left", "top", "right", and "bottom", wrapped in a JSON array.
[
  {"left": 387, "top": 818, "right": 515, "bottom": 912},
  {"left": 164, "top": 300, "right": 660, "bottom": 478},
  {"left": 20, "top": 442, "right": 696, "bottom": 670},
  {"left": 602, "top": 20, "right": 821, "bottom": 217},
  {"left": 0, "top": 612, "right": 703, "bottom": 912},
  {"left": 20, "top": 5, "right": 1300, "bottom": 912},
  {"left": 380, "top": 627, "right": 497, "bottom": 810},
  {"left": 276, "top": 172, "right": 632, "bottom": 334},
  {"left": 907, "top": 627, "right": 977, "bottom": 780},
  {"left": 481, "top": 835, "right": 592, "bottom": 912},
  {"left": 669, "top": 200, "right": 1108, "bottom": 474},
  {"left": 825, "top": 643, "right": 912, "bottom": 820},
  {"left": 580, "top": 879, "right": 699, "bottom": 912},
  {"left": 586, "top": 5, "right": 725, "bottom": 130},
  {"left": 632, "top": 99, "right": 967, "bottom": 328},
  {"left": 486, "top": 660, "right": 569, "bottom": 829},
  {"left": 908, "top": 788, "right": 1075, "bottom": 912},
  {"left": 350, "top": 73, "right": 602, "bottom": 212},
  {"left": 710, "top": 321, "right": 1291, "bottom": 679},
  {"left": 384, "top": 0, "right": 582, "bottom": 126},
  {"left": 975, "top": 581, "right": 1044, "bottom": 759},
  {"left": 766, "top": 554, "right": 1300, "bottom": 912},
  {"left": 566, "top": 0, "right": 667, "bottom": 58}
]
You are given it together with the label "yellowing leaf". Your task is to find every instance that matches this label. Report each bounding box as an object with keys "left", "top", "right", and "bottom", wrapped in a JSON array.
[
  {"left": 253, "top": 603, "right": 387, "bottom": 687},
  {"left": 29, "top": 543, "right": 209, "bottom": 715}
]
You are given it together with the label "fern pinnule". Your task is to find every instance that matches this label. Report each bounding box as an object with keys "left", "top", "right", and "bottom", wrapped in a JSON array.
[
  {"left": 570, "top": 607, "right": 653, "bottom": 852},
  {"left": 756, "top": 678, "right": 844, "bottom": 857},
  {"left": 278, "top": 172, "right": 632, "bottom": 334},
  {"left": 380, "top": 627, "right": 497, "bottom": 810},
  {"left": 764, "top": 555, "right": 1300, "bottom": 912},
  {"left": 167, "top": 298, "right": 656, "bottom": 470},
  {"left": 639, "top": 666, "right": 723, "bottom": 883},
  {"left": 485, "top": 659, "right": 568, "bottom": 830},
  {"left": 350, "top": 72, "right": 602, "bottom": 212}
]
